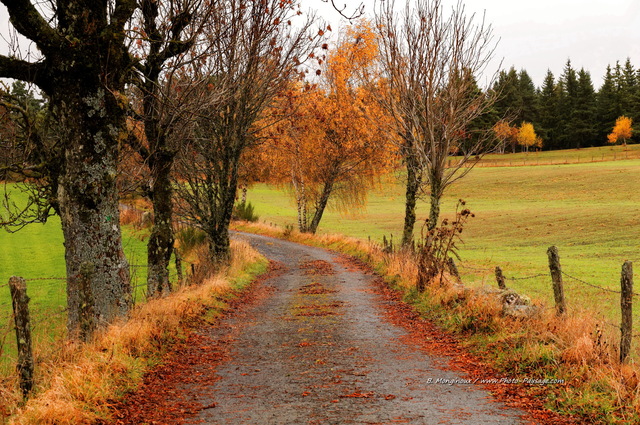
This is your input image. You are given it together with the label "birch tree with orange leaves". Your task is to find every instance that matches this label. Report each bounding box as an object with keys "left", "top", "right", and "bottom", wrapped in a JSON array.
[
  {"left": 607, "top": 116, "right": 633, "bottom": 146},
  {"left": 259, "top": 22, "right": 394, "bottom": 234},
  {"left": 493, "top": 120, "right": 518, "bottom": 154}
]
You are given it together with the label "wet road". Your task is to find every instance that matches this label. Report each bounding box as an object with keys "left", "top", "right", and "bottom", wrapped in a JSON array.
[{"left": 187, "top": 232, "right": 529, "bottom": 424}]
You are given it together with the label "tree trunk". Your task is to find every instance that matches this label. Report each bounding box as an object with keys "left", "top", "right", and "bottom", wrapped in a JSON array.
[
  {"left": 56, "top": 89, "right": 132, "bottom": 336},
  {"left": 138, "top": 0, "right": 194, "bottom": 297},
  {"left": 427, "top": 178, "right": 442, "bottom": 231},
  {"left": 206, "top": 158, "right": 239, "bottom": 264},
  {"left": 297, "top": 194, "right": 308, "bottom": 233},
  {"left": 0, "top": 0, "right": 136, "bottom": 339},
  {"left": 292, "top": 169, "right": 308, "bottom": 232},
  {"left": 308, "top": 178, "right": 335, "bottom": 234},
  {"left": 401, "top": 153, "right": 422, "bottom": 247},
  {"left": 146, "top": 151, "right": 174, "bottom": 297},
  {"left": 206, "top": 175, "right": 235, "bottom": 264},
  {"left": 208, "top": 227, "right": 231, "bottom": 264}
]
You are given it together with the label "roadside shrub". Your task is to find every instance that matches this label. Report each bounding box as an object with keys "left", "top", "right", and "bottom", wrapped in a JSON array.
[
  {"left": 233, "top": 201, "right": 259, "bottom": 222},
  {"left": 175, "top": 226, "right": 207, "bottom": 255},
  {"left": 283, "top": 223, "right": 294, "bottom": 237},
  {"left": 416, "top": 200, "right": 474, "bottom": 291}
]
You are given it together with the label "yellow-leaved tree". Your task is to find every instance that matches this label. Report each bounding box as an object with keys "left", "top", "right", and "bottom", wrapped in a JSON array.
[
  {"left": 607, "top": 116, "right": 633, "bottom": 146},
  {"left": 517, "top": 122, "right": 542, "bottom": 152}
]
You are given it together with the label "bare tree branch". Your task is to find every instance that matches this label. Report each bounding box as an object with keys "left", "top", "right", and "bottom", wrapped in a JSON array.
[
  {"left": 375, "top": 0, "right": 499, "bottom": 235},
  {"left": 0, "top": 54, "right": 45, "bottom": 83},
  {"left": 1, "top": 0, "right": 62, "bottom": 53},
  {"left": 326, "top": 0, "right": 365, "bottom": 20}
]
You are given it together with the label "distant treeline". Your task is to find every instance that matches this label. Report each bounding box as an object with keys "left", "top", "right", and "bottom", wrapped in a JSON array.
[{"left": 491, "top": 58, "right": 639, "bottom": 150}]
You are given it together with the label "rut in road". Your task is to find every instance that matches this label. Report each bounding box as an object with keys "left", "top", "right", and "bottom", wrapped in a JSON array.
[{"left": 178, "top": 232, "right": 530, "bottom": 424}]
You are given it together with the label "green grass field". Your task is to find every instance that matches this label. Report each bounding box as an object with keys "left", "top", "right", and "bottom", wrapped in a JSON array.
[
  {"left": 249, "top": 150, "right": 640, "bottom": 324},
  {"left": 1, "top": 146, "right": 639, "bottom": 364},
  {"left": 0, "top": 185, "right": 154, "bottom": 369}
]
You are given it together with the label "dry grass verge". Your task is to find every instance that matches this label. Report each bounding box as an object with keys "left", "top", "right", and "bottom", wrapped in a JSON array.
[
  {"left": 232, "top": 220, "right": 640, "bottom": 424},
  {"left": 3, "top": 239, "right": 267, "bottom": 425}
]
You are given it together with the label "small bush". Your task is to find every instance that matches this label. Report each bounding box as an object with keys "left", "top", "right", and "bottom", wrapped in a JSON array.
[
  {"left": 283, "top": 223, "right": 294, "bottom": 237},
  {"left": 233, "top": 202, "right": 259, "bottom": 222},
  {"left": 416, "top": 199, "right": 474, "bottom": 291},
  {"left": 175, "top": 227, "right": 207, "bottom": 255}
]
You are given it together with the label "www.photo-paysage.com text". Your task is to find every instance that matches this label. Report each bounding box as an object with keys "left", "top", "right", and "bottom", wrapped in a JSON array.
[{"left": 426, "top": 377, "right": 566, "bottom": 385}]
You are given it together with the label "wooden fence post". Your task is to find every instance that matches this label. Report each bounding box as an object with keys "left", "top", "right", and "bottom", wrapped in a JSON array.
[
  {"left": 547, "top": 246, "right": 566, "bottom": 316},
  {"left": 620, "top": 261, "right": 633, "bottom": 363},
  {"left": 9, "top": 276, "right": 34, "bottom": 398},
  {"left": 495, "top": 266, "right": 506, "bottom": 290},
  {"left": 447, "top": 257, "right": 461, "bottom": 282}
]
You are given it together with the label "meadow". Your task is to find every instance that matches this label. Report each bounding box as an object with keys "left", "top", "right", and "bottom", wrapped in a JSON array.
[
  {"left": 1, "top": 145, "right": 639, "bottom": 423},
  {"left": 1, "top": 145, "right": 638, "bottom": 365},
  {"left": 0, "top": 188, "right": 154, "bottom": 372},
  {"left": 249, "top": 146, "right": 640, "bottom": 324}
]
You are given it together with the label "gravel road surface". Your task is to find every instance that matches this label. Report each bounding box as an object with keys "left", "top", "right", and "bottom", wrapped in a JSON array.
[{"left": 184, "top": 232, "right": 530, "bottom": 424}]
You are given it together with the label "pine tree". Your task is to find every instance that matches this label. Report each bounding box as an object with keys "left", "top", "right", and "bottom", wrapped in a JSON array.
[
  {"left": 597, "top": 65, "right": 622, "bottom": 142},
  {"left": 557, "top": 60, "right": 579, "bottom": 149},
  {"left": 620, "top": 58, "right": 638, "bottom": 126},
  {"left": 537, "top": 70, "right": 561, "bottom": 149},
  {"left": 572, "top": 69, "right": 598, "bottom": 147},
  {"left": 517, "top": 70, "right": 538, "bottom": 124},
  {"left": 492, "top": 67, "right": 520, "bottom": 121}
]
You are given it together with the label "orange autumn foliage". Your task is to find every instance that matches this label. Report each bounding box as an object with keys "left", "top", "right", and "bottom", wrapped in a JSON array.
[
  {"left": 254, "top": 21, "right": 395, "bottom": 233},
  {"left": 493, "top": 120, "right": 518, "bottom": 153},
  {"left": 607, "top": 115, "right": 633, "bottom": 145}
]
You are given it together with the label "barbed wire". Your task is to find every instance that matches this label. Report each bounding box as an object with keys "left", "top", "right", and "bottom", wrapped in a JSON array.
[
  {"left": 458, "top": 262, "right": 639, "bottom": 299},
  {"left": 24, "top": 277, "right": 67, "bottom": 282},
  {"left": 457, "top": 263, "right": 493, "bottom": 273},
  {"left": 602, "top": 321, "right": 622, "bottom": 331},
  {"left": 560, "top": 271, "right": 632, "bottom": 296},
  {"left": 458, "top": 263, "right": 548, "bottom": 282},
  {"left": 505, "top": 273, "right": 548, "bottom": 281},
  {"left": 3, "top": 263, "right": 179, "bottom": 282}
]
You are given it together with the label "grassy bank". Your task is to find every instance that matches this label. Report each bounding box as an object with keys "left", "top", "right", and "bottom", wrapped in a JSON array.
[
  {"left": 0, "top": 187, "right": 171, "bottom": 371},
  {"left": 232, "top": 220, "right": 640, "bottom": 424},
  {"left": 2, "top": 239, "right": 268, "bottom": 424}
]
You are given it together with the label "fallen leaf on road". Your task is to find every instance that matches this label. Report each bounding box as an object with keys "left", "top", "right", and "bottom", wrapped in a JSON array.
[{"left": 341, "top": 391, "right": 375, "bottom": 398}]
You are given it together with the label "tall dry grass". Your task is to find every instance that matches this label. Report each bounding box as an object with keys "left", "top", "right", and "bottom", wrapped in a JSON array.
[
  {"left": 3, "top": 239, "right": 265, "bottom": 425},
  {"left": 232, "top": 220, "right": 640, "bottom": 423}
]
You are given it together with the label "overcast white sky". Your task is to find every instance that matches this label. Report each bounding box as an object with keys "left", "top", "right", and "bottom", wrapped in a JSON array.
[
  {"left": 314, "top": 0, "right": 640, "bottom": 89},
  {"left": 1, "top": 0, "right": 639, "bottom": 89}
]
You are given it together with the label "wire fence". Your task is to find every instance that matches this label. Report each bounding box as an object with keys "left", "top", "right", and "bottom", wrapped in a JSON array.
[
  {"left": 506, "top": 273, "right": 548, "bottom": 282},
  {"left": 458, "top": 263, "right": 637, "bottom": 296},
  {"left": 0, "top": 257, "right": 188, "bottom": 369},
  {"left": 455, "top": 149, "right": 640, "bottom": 169},
  {"left": 458, "top": 252, "right": 640, "bottom": 354}
]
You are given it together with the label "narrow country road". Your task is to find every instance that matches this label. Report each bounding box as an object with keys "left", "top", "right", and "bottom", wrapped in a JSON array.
[{"left": 113, "top": 232, "right": 540, "bottom": 424}]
